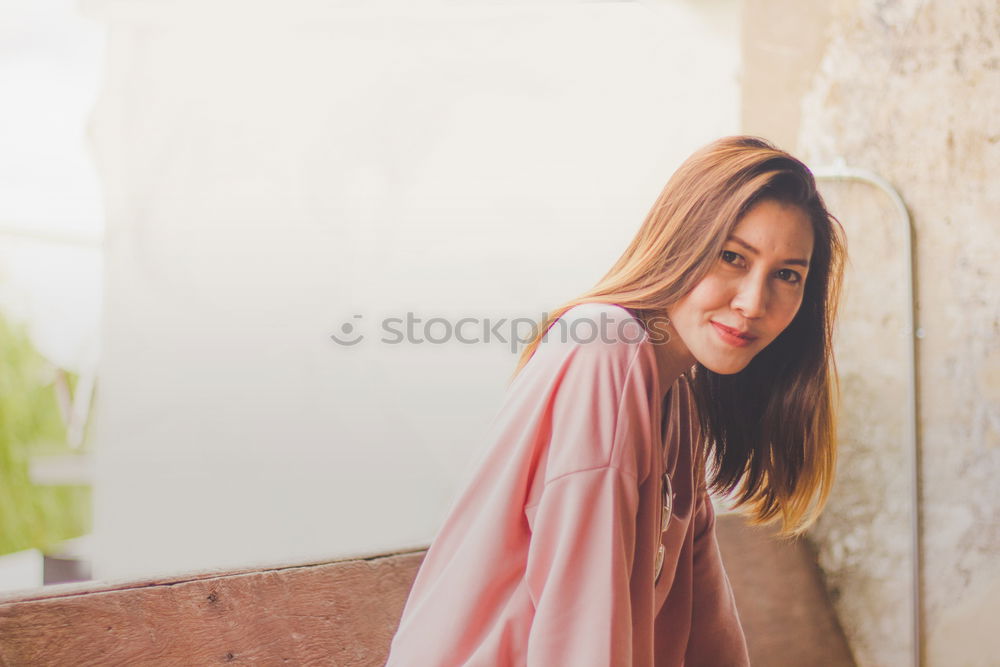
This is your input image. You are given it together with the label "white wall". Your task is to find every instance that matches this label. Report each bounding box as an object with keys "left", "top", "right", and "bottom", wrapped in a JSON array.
[
  {"left": 0, "top": 0, "right": 104, "bottom": 375},
  {"left": 85, "top": 0, "right": 741, "bottom": 579}
]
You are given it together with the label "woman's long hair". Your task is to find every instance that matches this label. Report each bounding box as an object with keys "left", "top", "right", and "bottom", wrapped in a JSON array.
[{"left": 511, "top": 135, "right": 847, "bottom": 537}]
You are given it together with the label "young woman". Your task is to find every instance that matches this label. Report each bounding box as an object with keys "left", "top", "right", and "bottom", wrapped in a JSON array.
[{"left": 385, "top": 136, "right": 846, "bottom": 666}]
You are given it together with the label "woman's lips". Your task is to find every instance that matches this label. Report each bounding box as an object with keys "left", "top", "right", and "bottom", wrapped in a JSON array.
[{"left": 711, "top": 321, "right": 756, "bottom": 347}]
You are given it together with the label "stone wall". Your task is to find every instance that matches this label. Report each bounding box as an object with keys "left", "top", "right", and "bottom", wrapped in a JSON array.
[{"left": 743, "top": 1, "right": 1000, "bottom": 665}]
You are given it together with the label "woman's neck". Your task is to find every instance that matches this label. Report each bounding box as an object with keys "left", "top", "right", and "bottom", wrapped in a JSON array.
[{"left": 650, "top": 317, "right": 695, "bottom": 402}]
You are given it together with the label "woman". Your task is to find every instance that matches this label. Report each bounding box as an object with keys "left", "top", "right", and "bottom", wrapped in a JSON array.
[{"left": 385, "top": 136, "right": 846, "bottom": 666}]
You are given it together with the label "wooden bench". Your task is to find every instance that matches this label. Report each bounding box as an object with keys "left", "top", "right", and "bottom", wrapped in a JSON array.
[{"left": 0, "top": 516, "right": 854, "bottom": 666}]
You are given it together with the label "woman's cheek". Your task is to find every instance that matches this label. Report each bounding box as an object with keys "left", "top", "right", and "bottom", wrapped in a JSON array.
[{"left": 782, "top": 296, "right": 805, "bottom": 329}]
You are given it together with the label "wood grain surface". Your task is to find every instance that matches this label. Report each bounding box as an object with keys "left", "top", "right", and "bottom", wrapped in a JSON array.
[
  {"left": 1, "top": 519, "right": 856, "bottom": 666},
  {"left": 0, "top": 549, "right": 425, "bottom": 666}
]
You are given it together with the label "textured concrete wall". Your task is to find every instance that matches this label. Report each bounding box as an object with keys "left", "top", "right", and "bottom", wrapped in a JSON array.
[{"left": 744, "top": 1, "right": 1000, "bottom": 665}]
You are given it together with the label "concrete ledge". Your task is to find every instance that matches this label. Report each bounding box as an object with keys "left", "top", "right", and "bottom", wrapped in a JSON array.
[{"left": 717, "top": 513, "right": 857, "bottom": 666}]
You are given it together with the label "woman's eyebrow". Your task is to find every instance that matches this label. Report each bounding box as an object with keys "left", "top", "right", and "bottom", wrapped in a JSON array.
[{"left": 728, "top": 234, "right": 810, "bottom": 267}]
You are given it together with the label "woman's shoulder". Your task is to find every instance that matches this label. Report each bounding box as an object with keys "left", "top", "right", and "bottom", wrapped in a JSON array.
[
  {"left": 526, "top": 303, "right": 660, "bottom": 483},
  {"left": 555, "top": 301, "right": 644, "bottom": 326},
  {"left": 540, "top": 302, "right": 650, "bottom": 355},
  {"left": 524, "top": 303, "right": 657, "bottom": 388}
]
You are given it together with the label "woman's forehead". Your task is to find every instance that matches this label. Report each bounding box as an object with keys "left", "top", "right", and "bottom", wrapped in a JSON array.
[{"left": 730, "top": 200, "right": 814, "bottom": 259}]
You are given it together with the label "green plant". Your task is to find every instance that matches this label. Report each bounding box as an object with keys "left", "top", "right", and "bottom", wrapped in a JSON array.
[{"left": 0, "top": 313, "right": 91, "bottom": 556}]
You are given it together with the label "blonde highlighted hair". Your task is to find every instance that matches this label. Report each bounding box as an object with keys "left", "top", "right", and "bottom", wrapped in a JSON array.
[{"left": 511, "top": 136, "right": 847, "bottom": 537}]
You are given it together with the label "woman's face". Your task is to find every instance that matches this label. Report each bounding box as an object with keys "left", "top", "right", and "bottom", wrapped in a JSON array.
[{"left": 666, "top": 198, "right": 815, "bottom": 375}]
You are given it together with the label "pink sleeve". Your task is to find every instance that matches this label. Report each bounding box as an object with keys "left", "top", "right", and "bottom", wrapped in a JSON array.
[
  {"left": 521, "top": 325, "right": 655, "bottom": 665},
  {"left": 385, "top": 305, "right": 656, "bottom": 666},
  {"left": 683, "top": 488, "right": 751, "bottom": 667},
  {"left": 524, "top": 466, "right": 640, "bottom": 665}
]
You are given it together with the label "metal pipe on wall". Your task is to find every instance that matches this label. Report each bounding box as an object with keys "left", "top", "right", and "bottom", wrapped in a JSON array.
[{"left": 813, "top": 162, "right": 922, "bottom": 667}]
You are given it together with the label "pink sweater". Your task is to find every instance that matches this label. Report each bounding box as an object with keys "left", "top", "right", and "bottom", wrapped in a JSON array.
[{"left": 385, "top": 303, "right": 750, "bottom": 666}]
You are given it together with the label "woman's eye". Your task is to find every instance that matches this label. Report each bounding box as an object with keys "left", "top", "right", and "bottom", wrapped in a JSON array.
[
  {"left": 776, "top": 268, "right": 802, "bottom": 284},
  {"left": 721, "top": 250, "right": 742, "bottom": 265}
]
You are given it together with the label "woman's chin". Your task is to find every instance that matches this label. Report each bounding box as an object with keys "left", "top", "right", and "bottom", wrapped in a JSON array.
[{"left": 697, "top": 355, "right": 752, "bottom": 375}]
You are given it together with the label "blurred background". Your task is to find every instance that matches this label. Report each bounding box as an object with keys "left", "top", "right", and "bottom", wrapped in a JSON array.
[{"left": 0, "top": 0, "right": 997, "bottom": 665}]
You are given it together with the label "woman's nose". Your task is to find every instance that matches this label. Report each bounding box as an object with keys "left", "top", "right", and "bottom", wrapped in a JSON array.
[{"left": 731, "top": 275, "right": 767, "bottom": 319}]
